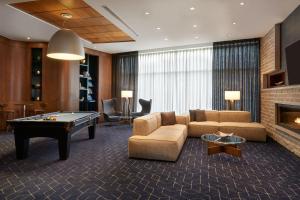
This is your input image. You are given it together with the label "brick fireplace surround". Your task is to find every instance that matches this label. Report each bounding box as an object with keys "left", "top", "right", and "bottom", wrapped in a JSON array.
[{"left": 261, "top": 26, "right": 300, "bottom": 156}]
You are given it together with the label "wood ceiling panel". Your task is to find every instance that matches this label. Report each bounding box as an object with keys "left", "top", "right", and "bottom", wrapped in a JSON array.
[
  {"left": 57, "top": 0, "right": 89, "bottom": 9},
  {"left": 71, "top": 25, "right": 120, "bottom": 34},
  {"left": 12, "top": 0, "right": 68, "bottom": 13},
  {"left": 80, "top": 32, "right": 128, "bottom": 39},
  {"left": 11, "top": 0, "right": 134, "bottom": 44},
  {"left": 91, "top": 36, "right": 134, "bottom": 43},
  {"left": 35, "top": 8, "right": 101, "bottom": 23}
]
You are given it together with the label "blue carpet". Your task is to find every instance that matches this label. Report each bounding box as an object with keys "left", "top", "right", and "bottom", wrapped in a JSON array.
[{"left": 0, "top": 125, "right": 299, "bottom": 200}]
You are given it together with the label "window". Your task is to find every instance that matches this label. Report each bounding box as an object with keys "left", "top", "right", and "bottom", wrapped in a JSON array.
[{"left": 137, "top": 46, "right": 213, "bottom": 114}]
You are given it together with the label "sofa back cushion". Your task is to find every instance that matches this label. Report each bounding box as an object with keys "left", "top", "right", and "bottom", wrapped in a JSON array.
[
  {"left": 155, "top": 112, "right": 162, "bottom": 127},
  {"left": 161, "top": 111, "right": 176, "bottom": 126},
  {"left": 219, "top": 111, "right": 251, "bottom": 123},
  {"left": 195, "top": 110, "right": 206, "bottom": 121},
  {"left": 133, "top": 113, "right": 159, "bottom": 136},
  {"left": 204, "top": 110, "right": 219, "bottom": 122},
  {"left": 189, "top": 110, "right": 197, "bottom": 121}
]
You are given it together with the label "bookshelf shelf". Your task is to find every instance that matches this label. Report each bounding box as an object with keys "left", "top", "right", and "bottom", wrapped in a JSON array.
[
  {"left": 31, "top": 48, "right": 43, "bottom": 101},
  {"left": 79, "top": 54, "right": 98, "bottom": 111}
]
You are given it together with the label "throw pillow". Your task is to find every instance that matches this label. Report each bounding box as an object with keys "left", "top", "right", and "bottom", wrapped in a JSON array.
[
  {"left": 161, "top": 111, "right": 176, "bottom": 126},
  {"left": 189, "top": 109, "right": 197, "bottom": 121},
  {"left": 195, "top": 110, "right": 206, "bottom": 122}
]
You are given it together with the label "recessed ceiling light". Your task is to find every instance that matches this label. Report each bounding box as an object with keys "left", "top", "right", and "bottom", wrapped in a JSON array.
[
  {"left": 156, "top": 27, "right": 161, "bottom": 30},
  {"left": 194, "top": 36, "right": 199, "bottom": 39},
  {"left": 164, "top": 38, "right": 168, "bottom": 41},
  {"left": 233, "top": 22, "right": 237, "bottom": 25},
  {"left": 145, "top": 12, "right": 150, "bottom": 15},
  {"left": 193, "top": 24, "right": 197, "bottom": 28},
  {"left": 27, "top": 37, "right": 31, "bottom": 40},
  {"left": 240, "top": 2, "right": 245, "bottom": 6},
  {"left": 60, "top": 13, "right": 72, "bottom": 19},
  {"left": 190, "top": 7, "right": 195, "bottom": 11}
]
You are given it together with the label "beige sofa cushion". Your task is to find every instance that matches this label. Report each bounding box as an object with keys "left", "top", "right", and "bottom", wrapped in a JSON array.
[
  {"left": 128, "top": 124, "right": 187, "bottom": 161},
  {"left": 219, "top": 111, "right": 251, "bottom": 123},
  {"left": 188, "top": 121, "right": 219, "bottom": 137},
  {"left": 176, "top": 115, "right": 189, "bottom": 125},
  {"left": 204, "top": 110, "right": 219, "bottom": 122},
  {"left": 219, "top": 122, "right": 266, "bottom": 142},
  {"left": 147, "top": 124, "right": 188, "bottom": 140},
  {"left": 154, "top": 112, "right": 162, "bottom": 127},
  {"left": 133, "top": 113, "right": 159, "bottom": 136}
]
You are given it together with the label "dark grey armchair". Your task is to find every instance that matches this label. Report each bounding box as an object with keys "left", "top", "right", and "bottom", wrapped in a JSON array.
[
  {"left": 102, "top": 98, "right": 122, "bottom": 124},
  {"left": 131, "top": 99, "right": 152, "bottom": 118}
]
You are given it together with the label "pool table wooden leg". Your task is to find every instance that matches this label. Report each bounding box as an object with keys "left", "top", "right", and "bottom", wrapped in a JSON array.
[
  {"left": 88, "top": 125, "right": 95, "bottom": 139},
  {"left": 58, "top": 133, "right": 71, "bottom": 160},
  {"left": 14, "top": 134, "right": 29, "bottom": 159}
]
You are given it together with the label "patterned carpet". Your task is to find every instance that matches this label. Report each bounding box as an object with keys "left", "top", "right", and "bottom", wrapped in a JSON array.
[{"left": 0, "top": 125, "right": 299, "bottom": 200}]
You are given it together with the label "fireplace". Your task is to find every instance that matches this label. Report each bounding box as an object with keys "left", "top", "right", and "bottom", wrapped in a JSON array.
[{"left": 276, "top": 103, "right": 300, "bottom": 134}]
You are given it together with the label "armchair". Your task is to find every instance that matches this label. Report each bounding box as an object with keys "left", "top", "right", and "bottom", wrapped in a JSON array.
[
  {"left": 101, "top": 98, "right": 122, "bottom": 124},
  {"left": 131, "top": 99, "right": 152, "bottom": 118}
]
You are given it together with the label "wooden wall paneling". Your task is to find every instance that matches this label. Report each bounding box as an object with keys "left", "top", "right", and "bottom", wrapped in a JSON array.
[
  {"left": 0, "top": 35, "right": 111, "bottom": 130},
  {"left": 0, "top": 36, "right": 9, "bottom": 104},
  {"left": 7, "top": 41, "right": 28, "bottom": 104},
  {"left": 58, "top": 60, "right": 80, "bottom": 111},
  {"left": 98, "top": 52, "right": 112, "bottom": 104},
  {"left": 0, "top": 38, "right": 31, "bottom": 119},
  {"left": 26, "top": 42, "right": 61, "bottom": 113},
  {"left": 26, "top": 43, "right": 81, "bottom": 113},
  {"left": 43, "top": 57, "right": 62, "bottom": 112}
]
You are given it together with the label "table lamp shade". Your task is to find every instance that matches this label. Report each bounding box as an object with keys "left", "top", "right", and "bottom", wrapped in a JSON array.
[
  {"left": 225, "top": 91, "right": 240, "bottom": 101},
  {"left": 121, "top": 90, "right": 133, "bottom": 98}
]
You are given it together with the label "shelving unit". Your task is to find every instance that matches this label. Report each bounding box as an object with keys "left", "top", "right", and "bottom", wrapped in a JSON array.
[
  {"left": 263, "top": 70, "right": 286, "bottom": 88},
  {"left": 31, "top": 48, "right": 43, "bottom": 101},
  {"left": 79, "top": 54, "right": 98, "bottom": 111}
]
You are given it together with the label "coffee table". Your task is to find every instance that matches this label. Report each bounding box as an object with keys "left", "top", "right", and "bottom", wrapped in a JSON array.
[{"left": 201, "top": 134, "right": 246, "bottom": 157}]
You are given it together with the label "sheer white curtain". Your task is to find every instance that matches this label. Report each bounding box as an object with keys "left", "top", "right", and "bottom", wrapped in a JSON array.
[{"left": 137, "top": 46, "right": 213, "bottom": 114}]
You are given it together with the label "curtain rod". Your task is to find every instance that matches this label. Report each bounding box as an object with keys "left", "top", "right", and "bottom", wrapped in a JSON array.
[{"left": 139, "top": 43, "right": 212, "bottom": 54}]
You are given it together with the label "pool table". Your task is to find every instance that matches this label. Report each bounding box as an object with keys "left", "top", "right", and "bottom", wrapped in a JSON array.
[{"left": 7, "top": 111, "right": 99, "bottom": 160}]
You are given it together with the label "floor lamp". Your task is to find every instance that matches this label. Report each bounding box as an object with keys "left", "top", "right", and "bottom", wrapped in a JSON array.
[
  {"left": 225, "top": 91, "right": 240, "bottom": 110},
  {"left": 121, "top": 90, "right": 133, "bottom": 117}
]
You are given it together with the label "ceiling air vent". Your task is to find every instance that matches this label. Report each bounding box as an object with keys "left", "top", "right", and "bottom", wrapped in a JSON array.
[{"left": 102, "top": 5, "right": 138, "bottom": 37}]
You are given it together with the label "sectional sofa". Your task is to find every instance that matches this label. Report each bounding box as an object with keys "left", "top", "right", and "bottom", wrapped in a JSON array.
[
  {"left": 189, "top": 110, "right": 266, "bottom": 142},
  {"left": 128, "top": 112, "right": 188, "bottom": 161},
  {"left": 128, "top": 110, "right": 266, "bottom": 161}
]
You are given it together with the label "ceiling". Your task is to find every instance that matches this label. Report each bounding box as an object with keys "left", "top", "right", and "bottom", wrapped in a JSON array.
[
  {"left": 10, "top": 0, "right": 134, "bottom": 43},
  {"left": 0, "top": 0, "right": 299, "bottom": 53}
]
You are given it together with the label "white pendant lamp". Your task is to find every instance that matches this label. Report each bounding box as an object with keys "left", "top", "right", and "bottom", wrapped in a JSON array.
[{"left": 47, "top": 13, "right": 85, "bottom": 61}]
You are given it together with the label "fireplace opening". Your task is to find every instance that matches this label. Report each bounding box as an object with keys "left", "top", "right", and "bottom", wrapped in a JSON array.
[{"left": 276, "top": 103, "right": 300, "bottom": 133}]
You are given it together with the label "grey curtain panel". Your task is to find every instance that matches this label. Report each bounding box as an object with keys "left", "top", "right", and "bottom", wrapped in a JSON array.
[
  {"left": 112, "top": 51, "right": 138, "bottom": 111},
  {"left": 212, "top": 39, "right": 260, "bottom": 122}
]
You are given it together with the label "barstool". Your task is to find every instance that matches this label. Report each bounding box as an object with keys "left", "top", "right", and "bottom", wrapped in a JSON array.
[{"left": 0, "top": 104, "right": 16, "bottom": 131}]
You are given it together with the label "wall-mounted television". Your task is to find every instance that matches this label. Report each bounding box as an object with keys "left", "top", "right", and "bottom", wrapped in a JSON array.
[{"left": 285, "top": 40, "right": 300, "bottom": 85}]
